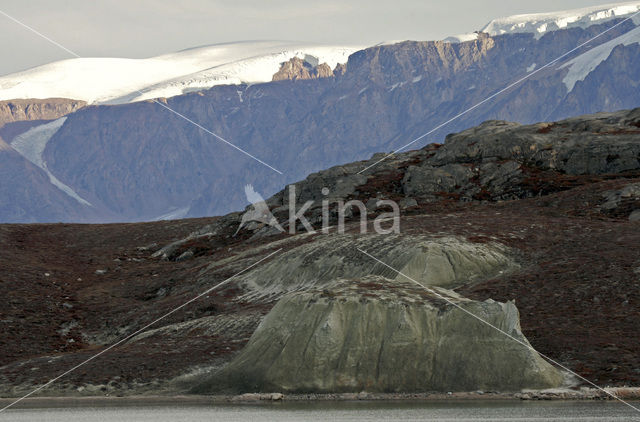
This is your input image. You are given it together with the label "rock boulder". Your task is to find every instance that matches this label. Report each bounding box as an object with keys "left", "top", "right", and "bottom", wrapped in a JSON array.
[{"left": 193, "top": 276, "right": 563, "bottom": 393}]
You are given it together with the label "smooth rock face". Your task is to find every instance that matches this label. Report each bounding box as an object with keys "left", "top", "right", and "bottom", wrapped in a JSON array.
[
  {"left": 233, "top": 234, "right": 518, "bottom": 300},
  {"left": 194, "top": 277, "right": 563, "bottom": 393}
]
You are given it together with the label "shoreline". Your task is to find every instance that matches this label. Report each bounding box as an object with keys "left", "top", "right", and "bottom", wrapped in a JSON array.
[{"left": 2, "top": 388, "right": 639, "bottom": 408}]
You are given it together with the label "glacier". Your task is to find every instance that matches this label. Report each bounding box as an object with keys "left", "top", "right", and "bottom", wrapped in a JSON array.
[
  {"left": 482, "top": 1, "right": 640, "bottom": 39},
  {"left": 0, "top": 41, "right": 361, "bottom": 105},
  {"left": 10, "top": 118, "right": 93, "bottom": 206},
  {"left": 561, "top": 23, "right": 640, "bottom": 91}
]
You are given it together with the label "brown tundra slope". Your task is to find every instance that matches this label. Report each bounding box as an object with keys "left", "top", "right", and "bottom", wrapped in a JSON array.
[{"left": 0, "top": 109, "right": 639, "bottom": 396}]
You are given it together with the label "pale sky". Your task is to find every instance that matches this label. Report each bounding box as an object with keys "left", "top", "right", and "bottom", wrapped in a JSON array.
[{"left": 0, "top": 0, "right": 618, "bottom": 75}]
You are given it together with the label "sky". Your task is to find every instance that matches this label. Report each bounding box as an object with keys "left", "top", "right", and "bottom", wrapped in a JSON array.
[{"left": 0, "top": 0, "right": 622, "bottom": 75}]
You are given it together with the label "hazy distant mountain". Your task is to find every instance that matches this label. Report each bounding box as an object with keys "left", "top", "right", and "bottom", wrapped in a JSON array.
[
  {"left": 1, "top": 2, "right": 640, "bottom": 223},
  {"left": 0, "top": 41, "right": 360, "bottom": 105}
]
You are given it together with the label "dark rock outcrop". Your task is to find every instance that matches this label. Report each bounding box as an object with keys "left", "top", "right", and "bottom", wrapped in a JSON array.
[{"left": 222, "top": 108, "right": 640, "bottom": 240}]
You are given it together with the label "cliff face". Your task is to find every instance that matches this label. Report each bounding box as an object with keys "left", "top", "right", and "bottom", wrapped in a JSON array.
[
  {"left": 272, "top": 57, "right": 334, "bottom": 81},
  {"left": 194, "top": 277, "right": 563, "bottom": 393},
  {"left": 0, "top": 98, "right": 86, "bottom": 129}
]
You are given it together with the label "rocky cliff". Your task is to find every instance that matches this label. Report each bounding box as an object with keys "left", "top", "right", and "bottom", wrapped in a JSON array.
[
  {"left": 0, "top": 98, "right": 85, "bottom": 153},
  {"left": 0, "top": 98, "right": 86, "bottom": 150},
  {"left": 272, "top": 57, "right": 334, "bottom": 81},
  {"left": 0, "top": 98, "right": 86, "bottom": 129},
  {"left": 195, "top": 277, "right": 563, "bottom": 393}
]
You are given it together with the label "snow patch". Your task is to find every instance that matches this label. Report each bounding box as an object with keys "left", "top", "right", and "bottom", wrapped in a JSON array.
[
  {"left": 155, "top": 206, "right": 190, "bottom": 221},
  {"left": 0, "top": 41, "right": 362, "bottom": 105},
  {"left": 11, "top": 119, "right": 65, "bottom": 169},
  {"left": 11, "top": 118, "right": 93, "bottom": 206},
  {"left": 388, "top": 81, "right": 407, "bottom": 91},
  {"left": 482, "top": 1, "right": 640, "bottom": 39},
  {"left": 561, "top": 24, "right": 640, "bottom": 91},
  {"left": 443, "top": 33, "right": 480, "bottom": 43},
  {"left": 373, "top": 40, "right": 409, "bottom": 46},
  {"left": 123, "top": 45, "right": 360, "bottom": 104},
  {"left": 0, "top": 138, "right": 12, "bottom": 152}
]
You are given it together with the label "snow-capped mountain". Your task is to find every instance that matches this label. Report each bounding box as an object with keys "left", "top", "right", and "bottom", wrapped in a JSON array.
[
  {"left": 446, "top": 1, "right": 640, "bottom": 42},
  {"left": 1, "top": 2, "right": 640, "bottom": 223},
  {"left": 0, "top": 41, "right": 361, "bottom": 104},
  {"left": 483, "top": 1, "right": 640, "bottom": 37},
  {"left": 1, "top": 2, "right": 639, "bottom": 105}
]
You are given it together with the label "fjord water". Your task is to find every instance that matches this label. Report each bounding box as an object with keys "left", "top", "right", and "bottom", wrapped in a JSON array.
[{"left": 4, "top": 400, "right": 640, "bottom": 421}]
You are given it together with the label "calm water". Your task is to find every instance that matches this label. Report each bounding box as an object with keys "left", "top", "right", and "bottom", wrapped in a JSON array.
[{"left": 2, "top": 400, "right": 640, "bottom": 421}]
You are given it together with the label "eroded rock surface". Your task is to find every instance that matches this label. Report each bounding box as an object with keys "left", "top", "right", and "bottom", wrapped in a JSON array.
[
  {"left": 234, "top": 234, "right": 517, "bottom": 300},
  {"left": 272, "top": 57, "right": 335, "bottom": 81},
  {"left": 194, "top": 276, "right": 563, "bottom": 393},
  {"left": 0, "top": 98, "right": 86, "bottom": 148}
]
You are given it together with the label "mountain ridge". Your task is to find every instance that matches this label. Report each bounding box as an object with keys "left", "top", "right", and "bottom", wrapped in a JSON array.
[
  {"left": 1, "top": 3, "right": 640, "bottom": 222},
  {"left": 2, "top": 2, "right": 639, "bottom": 104},
  {"left": 0, "top": 42, "right": 361, "bottom": 105}
]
